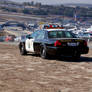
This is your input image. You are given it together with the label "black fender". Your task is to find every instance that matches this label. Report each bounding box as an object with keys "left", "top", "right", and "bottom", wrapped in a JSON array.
[{"left": 40, "top": 43, "right": 49, "bottom": 55}]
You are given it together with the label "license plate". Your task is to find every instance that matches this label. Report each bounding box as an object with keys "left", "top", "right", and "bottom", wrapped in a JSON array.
[{"left": 67, "top": 42, "right": 79, "bottom": 46}]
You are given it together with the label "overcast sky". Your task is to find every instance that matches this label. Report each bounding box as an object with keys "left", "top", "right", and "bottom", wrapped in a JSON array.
[{"left": 11, "top": 0, "right": 92, "bottom": 5}]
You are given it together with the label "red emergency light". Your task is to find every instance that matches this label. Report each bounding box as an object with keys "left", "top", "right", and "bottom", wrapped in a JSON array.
[{"left": 44, "top": 24, "right": 64, "bottom": 29}]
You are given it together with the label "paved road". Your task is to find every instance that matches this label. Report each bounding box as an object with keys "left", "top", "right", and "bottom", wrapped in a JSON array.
[
  {"left": 4, "top": 29, "right": 32, "bottom": 36},
  {"left": 0, "top": 13, "right": 43, "bottom": 20}
]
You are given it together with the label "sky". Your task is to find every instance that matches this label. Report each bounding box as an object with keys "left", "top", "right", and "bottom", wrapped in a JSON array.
[{"left": 11, "top": 0, "right": 92, "bottom": 5}]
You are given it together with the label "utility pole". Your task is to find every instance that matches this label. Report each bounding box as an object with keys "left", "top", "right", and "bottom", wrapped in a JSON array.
[{"left": 74, "top": 7, "right": 77, "bottom": 22}]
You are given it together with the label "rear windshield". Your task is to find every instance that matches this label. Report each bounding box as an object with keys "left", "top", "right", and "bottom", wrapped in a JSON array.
[{"left": 48, "top": 31, "right": 76, "bottom": 38}]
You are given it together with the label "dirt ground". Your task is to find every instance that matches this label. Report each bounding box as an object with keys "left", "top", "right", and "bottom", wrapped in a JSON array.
[{"left": 0, "top": 43, "right": 92, "bottom": 92}]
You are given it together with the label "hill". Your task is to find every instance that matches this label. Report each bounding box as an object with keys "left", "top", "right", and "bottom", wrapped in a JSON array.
[{"left": 64, "top": 3, "right": 92, "bottom": 8}]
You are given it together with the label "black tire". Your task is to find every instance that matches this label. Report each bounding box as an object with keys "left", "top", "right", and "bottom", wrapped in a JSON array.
[
  {"left": 20, "top": 44, "right": 27, "bottom": 55},
  {"left": 40, "top": 47, "right": 48, "bottom": 59}
]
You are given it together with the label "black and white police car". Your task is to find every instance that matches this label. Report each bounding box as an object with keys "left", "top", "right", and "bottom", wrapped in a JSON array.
[{"left": 19, "top": 25, "right": 89, "bottom": 59}]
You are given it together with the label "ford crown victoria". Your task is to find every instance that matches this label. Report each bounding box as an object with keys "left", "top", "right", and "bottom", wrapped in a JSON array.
[{"left": 19, "top": 28, "right": 89, "bottom": 59}]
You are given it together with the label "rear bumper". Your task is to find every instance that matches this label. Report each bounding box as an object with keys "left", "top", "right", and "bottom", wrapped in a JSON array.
[
  {"left": 80, "top": 47, "right": 89, "bottom": 54},
  {"left": 46, "top": 46, "right": 89, "bottom": 56}
]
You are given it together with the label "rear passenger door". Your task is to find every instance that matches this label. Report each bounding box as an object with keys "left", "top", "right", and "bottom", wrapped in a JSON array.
[{"left": 34, "top": 30, "right": 45, "bottom": 53}]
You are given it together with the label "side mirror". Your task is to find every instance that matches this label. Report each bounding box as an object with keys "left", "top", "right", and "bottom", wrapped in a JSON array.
[
  {"left": 28, "top": 36, "right": 32, "bottom": 39},
  {"left": 26, "top": 35, "right": 32, "bottom": 39}
]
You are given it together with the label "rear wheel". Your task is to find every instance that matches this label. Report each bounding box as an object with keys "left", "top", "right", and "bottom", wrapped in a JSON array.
[
  {"left": 40, "top": 47, "right": 48, "bottom": 59},
  {"left": 20, "top": 44, "right": 27, "bottom": 55}
]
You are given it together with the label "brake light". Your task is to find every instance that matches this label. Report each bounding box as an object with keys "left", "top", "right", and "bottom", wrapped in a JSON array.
[
  {"left": 49, "top": 25, "right": 53, "bottom": 28},
  {"left": 54, "top": 40, "right": 62, "bottom": 47},
  {"left": 84, "top": 40, "right": 87, "bottom": 46}
]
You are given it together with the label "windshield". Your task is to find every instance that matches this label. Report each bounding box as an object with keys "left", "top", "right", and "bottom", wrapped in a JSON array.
[{"left": 48, "top": 31, "right": 76, "bottom": 38}]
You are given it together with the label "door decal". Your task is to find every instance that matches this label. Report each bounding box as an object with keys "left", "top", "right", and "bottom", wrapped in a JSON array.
[{"left": 25, "top": 39, "right": 34, "bottom": 52}]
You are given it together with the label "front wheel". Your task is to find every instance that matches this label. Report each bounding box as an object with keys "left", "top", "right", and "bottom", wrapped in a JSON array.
[
  {"left": 40, "top": 47, "right": 48, "bottom": 59},
  {"left": 20, "top": 44, "right": 27, "bottom": 55}
]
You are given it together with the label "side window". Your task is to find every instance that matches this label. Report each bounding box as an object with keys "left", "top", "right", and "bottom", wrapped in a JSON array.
[
  {"left": 26, "top": 34, "right": 31, "bottom": 38},
  {"left": 57, "top": 31, "right": 64, "bottom": 38},
  {"left": 48, "top": 31, "right": 57, "bottom": 38},
  {"left": 64, "top": 32, "right": 74, "bottom": 38},
  {"left": 36, "top": 31, "right": 45, "bottom": 40}
]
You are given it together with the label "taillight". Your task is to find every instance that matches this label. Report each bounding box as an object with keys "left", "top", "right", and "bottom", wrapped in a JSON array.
[
  {"left": 83, "top": 40, "right": 87, "bottom": 46},
  {"left": 54, "top": 40, "right": 62, "bottom": 47}
]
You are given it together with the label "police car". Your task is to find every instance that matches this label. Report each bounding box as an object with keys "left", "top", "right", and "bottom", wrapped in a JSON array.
[{"left": 19, "top": 24, "right": 89, "bottom": 59}]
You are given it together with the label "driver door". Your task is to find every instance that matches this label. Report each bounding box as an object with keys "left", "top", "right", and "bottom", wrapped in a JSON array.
[
  {"left": 25, "top": 38, "right": 34, "bottom": 52},
  {"left": 25, "top": 31, "right": 37, "bottom": 52}
]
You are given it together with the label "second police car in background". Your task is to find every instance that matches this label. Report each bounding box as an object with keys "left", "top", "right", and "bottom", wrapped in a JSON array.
[{"left": 19, "top": 24, "right": 89, "bottom": 59}]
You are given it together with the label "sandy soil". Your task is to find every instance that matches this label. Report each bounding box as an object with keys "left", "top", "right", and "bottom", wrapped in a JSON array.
[{"left": 0, "top": 43, "right": 92, "bottom": 92}]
